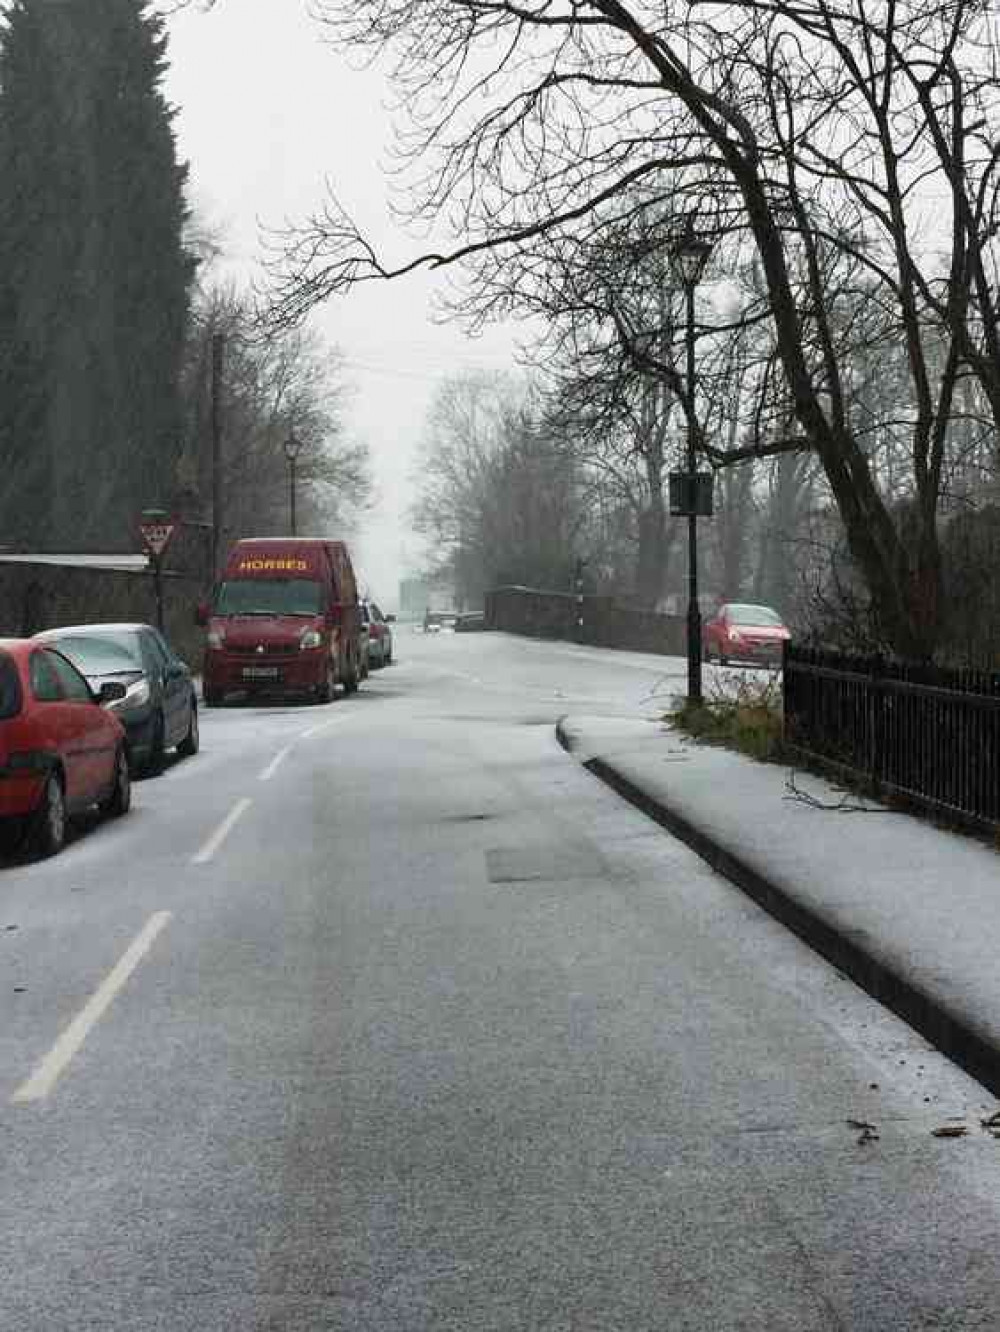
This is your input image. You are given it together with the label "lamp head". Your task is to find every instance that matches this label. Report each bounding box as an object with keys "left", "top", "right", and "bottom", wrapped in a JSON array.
[{"left": 673, "top": 214, "right": 713, "bottom": 288}]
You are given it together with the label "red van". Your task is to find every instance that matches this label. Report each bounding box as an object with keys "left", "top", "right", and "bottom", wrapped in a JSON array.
[{"left": 198, "top": 539, "right": 363, "bottom": 706}]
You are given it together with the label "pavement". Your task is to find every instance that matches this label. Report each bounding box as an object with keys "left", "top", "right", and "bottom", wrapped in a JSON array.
[{"left": 557, "top": 712, "right": 1000, "bottom": 1099}]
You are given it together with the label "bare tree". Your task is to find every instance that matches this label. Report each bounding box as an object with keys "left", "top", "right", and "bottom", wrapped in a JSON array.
[
  {"left": 413, "top": 371, "right": 582, "bottom": 605},
  {"left": 180, "top": 284, "right": 371, "bottom": 542},
  {"left": 248, "top": 0, "right": 1000, "bottom": 658}
]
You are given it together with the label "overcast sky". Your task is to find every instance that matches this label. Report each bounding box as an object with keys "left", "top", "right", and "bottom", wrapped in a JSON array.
[{"left": 162, "top": 0, "right": 523, "bottom": 608}]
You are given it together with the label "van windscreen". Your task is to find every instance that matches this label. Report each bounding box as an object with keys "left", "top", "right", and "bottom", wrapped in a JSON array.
[{"left": 216, "top": 579, "right": 324, "bottom": 617}]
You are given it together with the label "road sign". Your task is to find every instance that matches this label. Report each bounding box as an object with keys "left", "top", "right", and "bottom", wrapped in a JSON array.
[
  {"left": 139, "top": 520, "right": 175, "bottom": 557},
  {"left": 669, "top": 471, "right": 714, "bottom": 517}
]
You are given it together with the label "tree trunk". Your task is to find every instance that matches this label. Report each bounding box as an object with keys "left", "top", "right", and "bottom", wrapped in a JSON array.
[{"left": 635, "top": 499, "right": 669, "bottom": 607}]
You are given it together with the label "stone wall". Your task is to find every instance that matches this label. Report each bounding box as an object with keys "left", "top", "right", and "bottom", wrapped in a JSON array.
[
  {"left": 0, "top": 561, "right": 208, "bottom": 665},
  {"left": 484, "top": 585, "right": 686, "bottom": 656}
]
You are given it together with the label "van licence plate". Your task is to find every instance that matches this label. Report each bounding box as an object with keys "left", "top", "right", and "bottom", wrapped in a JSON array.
[{"left": 242, "top": 666, "right": 279, "bottom": 680}]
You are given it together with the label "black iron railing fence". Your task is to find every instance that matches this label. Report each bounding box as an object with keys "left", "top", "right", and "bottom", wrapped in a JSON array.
[{"left": 784, "top": 643, "right": 1000, "bottom": 833}]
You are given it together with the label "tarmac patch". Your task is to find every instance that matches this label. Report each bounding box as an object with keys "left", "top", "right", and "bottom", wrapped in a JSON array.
[{"left": 486, "top": 844, "right": 607, "bottom": 884}]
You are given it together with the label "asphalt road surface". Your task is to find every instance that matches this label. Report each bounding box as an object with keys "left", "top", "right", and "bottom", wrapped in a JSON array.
[{"left": 3, "top": 628, "right": 1000, "bottom": 1330}]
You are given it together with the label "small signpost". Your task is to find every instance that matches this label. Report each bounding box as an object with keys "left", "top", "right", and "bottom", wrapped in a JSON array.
[
  {"left": 138, "top": 509, "right": 176, "bottom": 632},
  {"left": 668, "top": 471, "right": 714, "bottom": 518}
]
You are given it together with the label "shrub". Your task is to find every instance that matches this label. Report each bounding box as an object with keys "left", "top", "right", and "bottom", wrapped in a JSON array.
[{"left": 670, "top": 672, "right": 785, "bottom": 762}]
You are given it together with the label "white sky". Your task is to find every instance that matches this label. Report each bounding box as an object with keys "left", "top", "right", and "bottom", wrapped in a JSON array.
[{"left": 162, "top": 0, "right": 523, "bottom": 609}]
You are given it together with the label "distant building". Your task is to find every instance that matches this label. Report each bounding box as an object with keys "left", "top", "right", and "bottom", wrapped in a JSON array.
[{"left": 399, "top": 574, "right": 455, "bottom": 621}]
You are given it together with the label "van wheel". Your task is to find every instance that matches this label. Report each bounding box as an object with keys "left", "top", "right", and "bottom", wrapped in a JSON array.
[
  {"left": 316, "top": 663, "right": 335, "bottom": 704},
  {"left": 203, "top": 687, "right": 222, "bottom": 708},
  {"left": 31, "top": 773, "right": 67, "bottom": 858},
  {"left": 343, "top": 649, "right": 360, "bottom": 694}
]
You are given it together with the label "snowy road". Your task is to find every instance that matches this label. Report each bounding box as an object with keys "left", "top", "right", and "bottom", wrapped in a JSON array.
[{"left": 2, "top": 629, "right": 999, "bottom": 1329}]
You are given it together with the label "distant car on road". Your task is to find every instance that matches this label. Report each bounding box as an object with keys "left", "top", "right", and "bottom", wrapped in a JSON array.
[
  {"left": 0, "top": 639, "right": 130, "bottom": 857},
  {"left": 702, "top": 603, "right": 791, "bottom": 666},
  {"left": 35, "top": 623, "right": 199, "bottom": 775},
  {"left": 454, "top": 612, "right": 486, "bottom": 632},
  {"left": 422, "top": 610, "right": 456, "bottom": 633},
  {"left": 361, "top": 600, "right": 394, "bottom": 667}
]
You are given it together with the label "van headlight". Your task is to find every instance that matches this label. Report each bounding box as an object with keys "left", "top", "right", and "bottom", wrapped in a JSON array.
[
  {"left": 207, "top": 627, "right": 225, "bottom": 649},
  {"left": 299, "top": 629, "right": 323, "bottom": 650},
  {"left": 109, "top": 679, "right": 151, "bottom": 713}
]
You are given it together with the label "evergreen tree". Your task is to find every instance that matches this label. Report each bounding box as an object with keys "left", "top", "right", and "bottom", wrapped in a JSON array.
[{"left": 0, "top": 0, "right": 193, "bottom": 549}]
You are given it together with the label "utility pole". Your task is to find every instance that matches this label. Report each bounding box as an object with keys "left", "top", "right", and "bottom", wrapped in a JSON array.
[
  {"left": 210, "top": 332, "right": 224, "bottom": 577},
  {"left": 284, "top": 434, "right": 306, "bottom": 536}
]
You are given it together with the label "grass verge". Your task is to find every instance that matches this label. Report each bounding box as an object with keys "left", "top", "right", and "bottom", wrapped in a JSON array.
[{"left": 670, "top": 672, "right": 785, "bottom": 762}]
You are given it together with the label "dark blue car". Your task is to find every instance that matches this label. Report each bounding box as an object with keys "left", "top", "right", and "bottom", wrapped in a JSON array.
[{"left": 35, "top": 623, "right": 199, "bottom": 775}]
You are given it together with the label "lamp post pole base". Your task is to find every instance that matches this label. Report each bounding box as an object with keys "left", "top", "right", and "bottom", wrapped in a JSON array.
[{"left": 687, "top": 602, "right": 702, "bottom": 706}]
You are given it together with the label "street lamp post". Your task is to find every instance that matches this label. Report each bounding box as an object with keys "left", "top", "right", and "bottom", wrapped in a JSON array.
[
  {"left": 283, "top": 433, "right": 306, "bottom": 535},
  {"left": 672, "top": 214, "right": 714, "bottom": 706}
]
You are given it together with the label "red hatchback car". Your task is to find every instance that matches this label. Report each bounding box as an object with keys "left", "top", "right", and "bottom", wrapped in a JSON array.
[
  {"left": 702, "top": 603, "right": 791, "bottom": 666},
  {"left": 0, "top": 639, "right": 132, "bottom": 857}
]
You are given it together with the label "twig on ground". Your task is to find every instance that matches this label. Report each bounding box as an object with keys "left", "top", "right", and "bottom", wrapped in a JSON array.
[{"left": 782, "top": 770, "right": 895, "bottom": 814}]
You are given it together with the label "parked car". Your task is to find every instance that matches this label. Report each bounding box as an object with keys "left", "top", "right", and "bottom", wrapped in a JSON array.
[
  {"left": 361, "top": 600, "right": 394, "bottom": 667},
  {"left": 197, "top": 537, "right": 363, "bottom": 704},
  {"left": 702, "top": 603, "right": 791, "bottom": 666},
  {"left": 35, "top": 623, "right": 199, "bottom": 775},
  {"left": 0, "top": 639, "right": 131, "bottom": 857},
  {"left": 421, "top": 610, "right": 455, "bottom": 633},
  {"left": 454, "top": 612, "right": 486, "bottom": 632},
  {"left": 357, "top": 614, "right": 370, "bottom": 681}
]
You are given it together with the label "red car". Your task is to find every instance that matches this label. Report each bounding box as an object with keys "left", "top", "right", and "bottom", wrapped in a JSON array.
[
  {"left": 361, "top": 599, "right": 394, "bottom": 668},
  {"left": 702, "top": 603, "right": 791, "bottom": 666},
  {"left": 0, "top": 639, "right": 131, "bottom": 857}
]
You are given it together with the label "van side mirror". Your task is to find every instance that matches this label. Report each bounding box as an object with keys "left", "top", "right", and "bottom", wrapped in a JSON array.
[
  {"left": 98, "top": 681, "right": 127, "bottom": 705},
  {"left": 194, "top": 600, "right": 211, "bottom": 627},
  {"left": 385, "top": 614, "right": 396, "bottom": 623}
]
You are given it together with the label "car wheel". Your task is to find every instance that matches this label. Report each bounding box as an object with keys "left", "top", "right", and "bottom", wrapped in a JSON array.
[
  {"left": 384, "top": 644, "right": 392, "bottom": 666},
  {"left": 144, "top": 712, "right": 166, "bottom": 776},
  {"left": 177, "top": 701, "right": 200, "bottom": 757},
  {"left": 101, "top": 746, "right": 132, "bottom": 819},
  {"left": 0, "top": 817, "right": 25, "bottom": 856},
  {"left": 30, "top": 773, "right": 67, "bottom": 858},
  {"left": 203, "top": 687, "right": 223, "bottom": 708}
]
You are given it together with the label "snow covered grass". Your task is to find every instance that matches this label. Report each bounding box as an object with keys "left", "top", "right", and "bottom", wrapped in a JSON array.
[{"left": 671, "top": 670, "right": 785, "bottom": 762}]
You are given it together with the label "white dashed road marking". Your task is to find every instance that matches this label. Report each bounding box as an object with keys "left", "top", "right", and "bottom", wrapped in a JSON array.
[
  {"left": 192, "top": 798, "right": 253, "bottom": 865},
  {"left": 300, "top": 717, "right": 343, "bottom": 740},
  {"left": 12, "top": 912, "right": 173, "bottom": 1104},
  {"left": 259, "top": 746, "right": 293, "bottom": 783}
]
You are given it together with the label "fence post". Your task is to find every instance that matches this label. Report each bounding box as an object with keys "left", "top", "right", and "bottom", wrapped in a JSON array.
[
  {"left": 869, "top": 652, "right": 884, "bottom": 799},
  {"left": 574, "top": 557, "right": 585, "bottom": 643}
]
